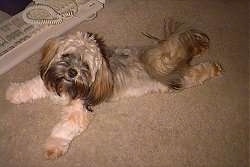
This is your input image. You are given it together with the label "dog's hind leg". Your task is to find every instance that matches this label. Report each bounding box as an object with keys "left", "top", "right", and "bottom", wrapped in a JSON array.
[
  {"left": 170, "top": 62, "right": 223, "bottom": 89},
  {"left": 184, "top": 62, "right": 223, "bottom": 88},
  {"left": 6, "top": 76, "right": 49, "bottom": 104},
  {"left": 45, "top": 100, "right": 91, "bottom": 159}
]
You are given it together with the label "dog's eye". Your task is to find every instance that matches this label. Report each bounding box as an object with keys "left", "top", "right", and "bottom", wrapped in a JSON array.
[
  {"left": 83, "top": 62, "right": 89, "bottom": 70},
  {"left": 61, "top": 54, "right": 71, "bottom": 59}
]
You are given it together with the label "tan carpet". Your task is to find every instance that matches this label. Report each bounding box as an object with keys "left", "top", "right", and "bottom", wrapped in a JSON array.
[{"left": 0, "top": 0, "right": 249, "bottom": 167}]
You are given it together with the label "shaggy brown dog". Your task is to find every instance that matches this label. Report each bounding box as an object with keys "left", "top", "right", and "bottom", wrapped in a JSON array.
[{"left": 6, "top": 19, "right": 223, "bottom": 159}]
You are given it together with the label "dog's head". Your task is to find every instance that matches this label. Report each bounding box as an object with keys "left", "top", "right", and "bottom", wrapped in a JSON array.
[{"left": 40, "top": 32, "right": 113, "bottom": 107}]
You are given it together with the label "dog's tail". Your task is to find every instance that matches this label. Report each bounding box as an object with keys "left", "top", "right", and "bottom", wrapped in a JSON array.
[
  {"left": 141, "top": 18, "right": 184, "bottom": 42},
  {"left": 179, "top": 29, "right": 210, "bottom": 56},
  {"left": 141, "top": 18, "right": 210, "bottom": 90}
]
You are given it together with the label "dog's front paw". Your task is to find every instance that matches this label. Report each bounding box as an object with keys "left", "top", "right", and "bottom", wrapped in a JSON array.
[
  {"left": 6, "top": 83, "right": 26, "bottom": 104},
  {"left": 45, "top": 137, "right": 70, "bottom": 160}
]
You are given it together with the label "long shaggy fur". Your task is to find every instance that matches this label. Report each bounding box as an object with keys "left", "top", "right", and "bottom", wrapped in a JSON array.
[
  {"left": 141, "top": 19, "right": 210, "bottom": 89},
  {"left": 5, "top": 19, "right": 223, "bottom": 159},
  {"left": 40, "top": 32, "right": 114, "bottom": 110}
]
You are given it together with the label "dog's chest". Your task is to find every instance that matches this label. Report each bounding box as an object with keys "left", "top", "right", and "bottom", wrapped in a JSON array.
[{"left": 48, "top": 93, "right": 71, "bottom": 105}]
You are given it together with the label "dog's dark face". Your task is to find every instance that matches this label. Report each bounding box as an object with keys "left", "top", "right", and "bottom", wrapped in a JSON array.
[
  {"left": 41, "top": 52, "right": 91, "bottom": 99},
  {"left": 40, "top": 32, "right": 113, "bottom": 107}
]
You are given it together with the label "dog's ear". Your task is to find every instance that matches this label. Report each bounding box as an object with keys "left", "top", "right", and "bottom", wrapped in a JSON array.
[
  {"left": 86, "top": 58, "right": 113, "bottom": 106},
  {"left": 40, "top": 38, "right": 59, "bottom": 79}
]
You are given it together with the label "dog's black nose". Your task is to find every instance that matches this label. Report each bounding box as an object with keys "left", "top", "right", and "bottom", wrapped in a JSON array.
[{"left": 68, "top": 68, "right": 78, "bottom": 78}]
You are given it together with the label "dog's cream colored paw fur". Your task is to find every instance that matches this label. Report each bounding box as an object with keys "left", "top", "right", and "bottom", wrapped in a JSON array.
[
  {"left": 6, "top": 83, "right": 27, "bottom": 104},
  {"left": 45, "top": 137, "right": 69, "bottom": 160}
]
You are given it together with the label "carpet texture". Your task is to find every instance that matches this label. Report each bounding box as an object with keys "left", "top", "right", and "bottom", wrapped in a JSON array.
[{"left": 0, "top": 0, "right": 249, "bottom": 167}]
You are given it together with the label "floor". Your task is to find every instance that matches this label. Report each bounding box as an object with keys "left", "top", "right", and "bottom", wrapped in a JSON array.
[{"left": 0, "top": 0, "right": 249, "bottom": 167}]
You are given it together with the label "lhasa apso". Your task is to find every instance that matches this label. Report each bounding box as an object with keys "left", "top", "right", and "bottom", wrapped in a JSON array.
[{"left": 6, "top": 19, "right": 223, "bottom": 159}]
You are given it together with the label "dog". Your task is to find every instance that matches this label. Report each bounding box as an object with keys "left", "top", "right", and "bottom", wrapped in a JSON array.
[{"left": 5, "top": 19, "right": 223, "bottom": 159}]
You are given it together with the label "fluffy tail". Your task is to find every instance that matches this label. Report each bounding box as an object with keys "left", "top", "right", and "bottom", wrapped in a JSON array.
[
  {"left": 142, "top": 18, "right": 183, "bottom": 42},
  {"left": 180, "top": 29, "right": 210, "bottom": 56},
  {"left": 141, "top": 18, "right": 210, "bottom": 90}
]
